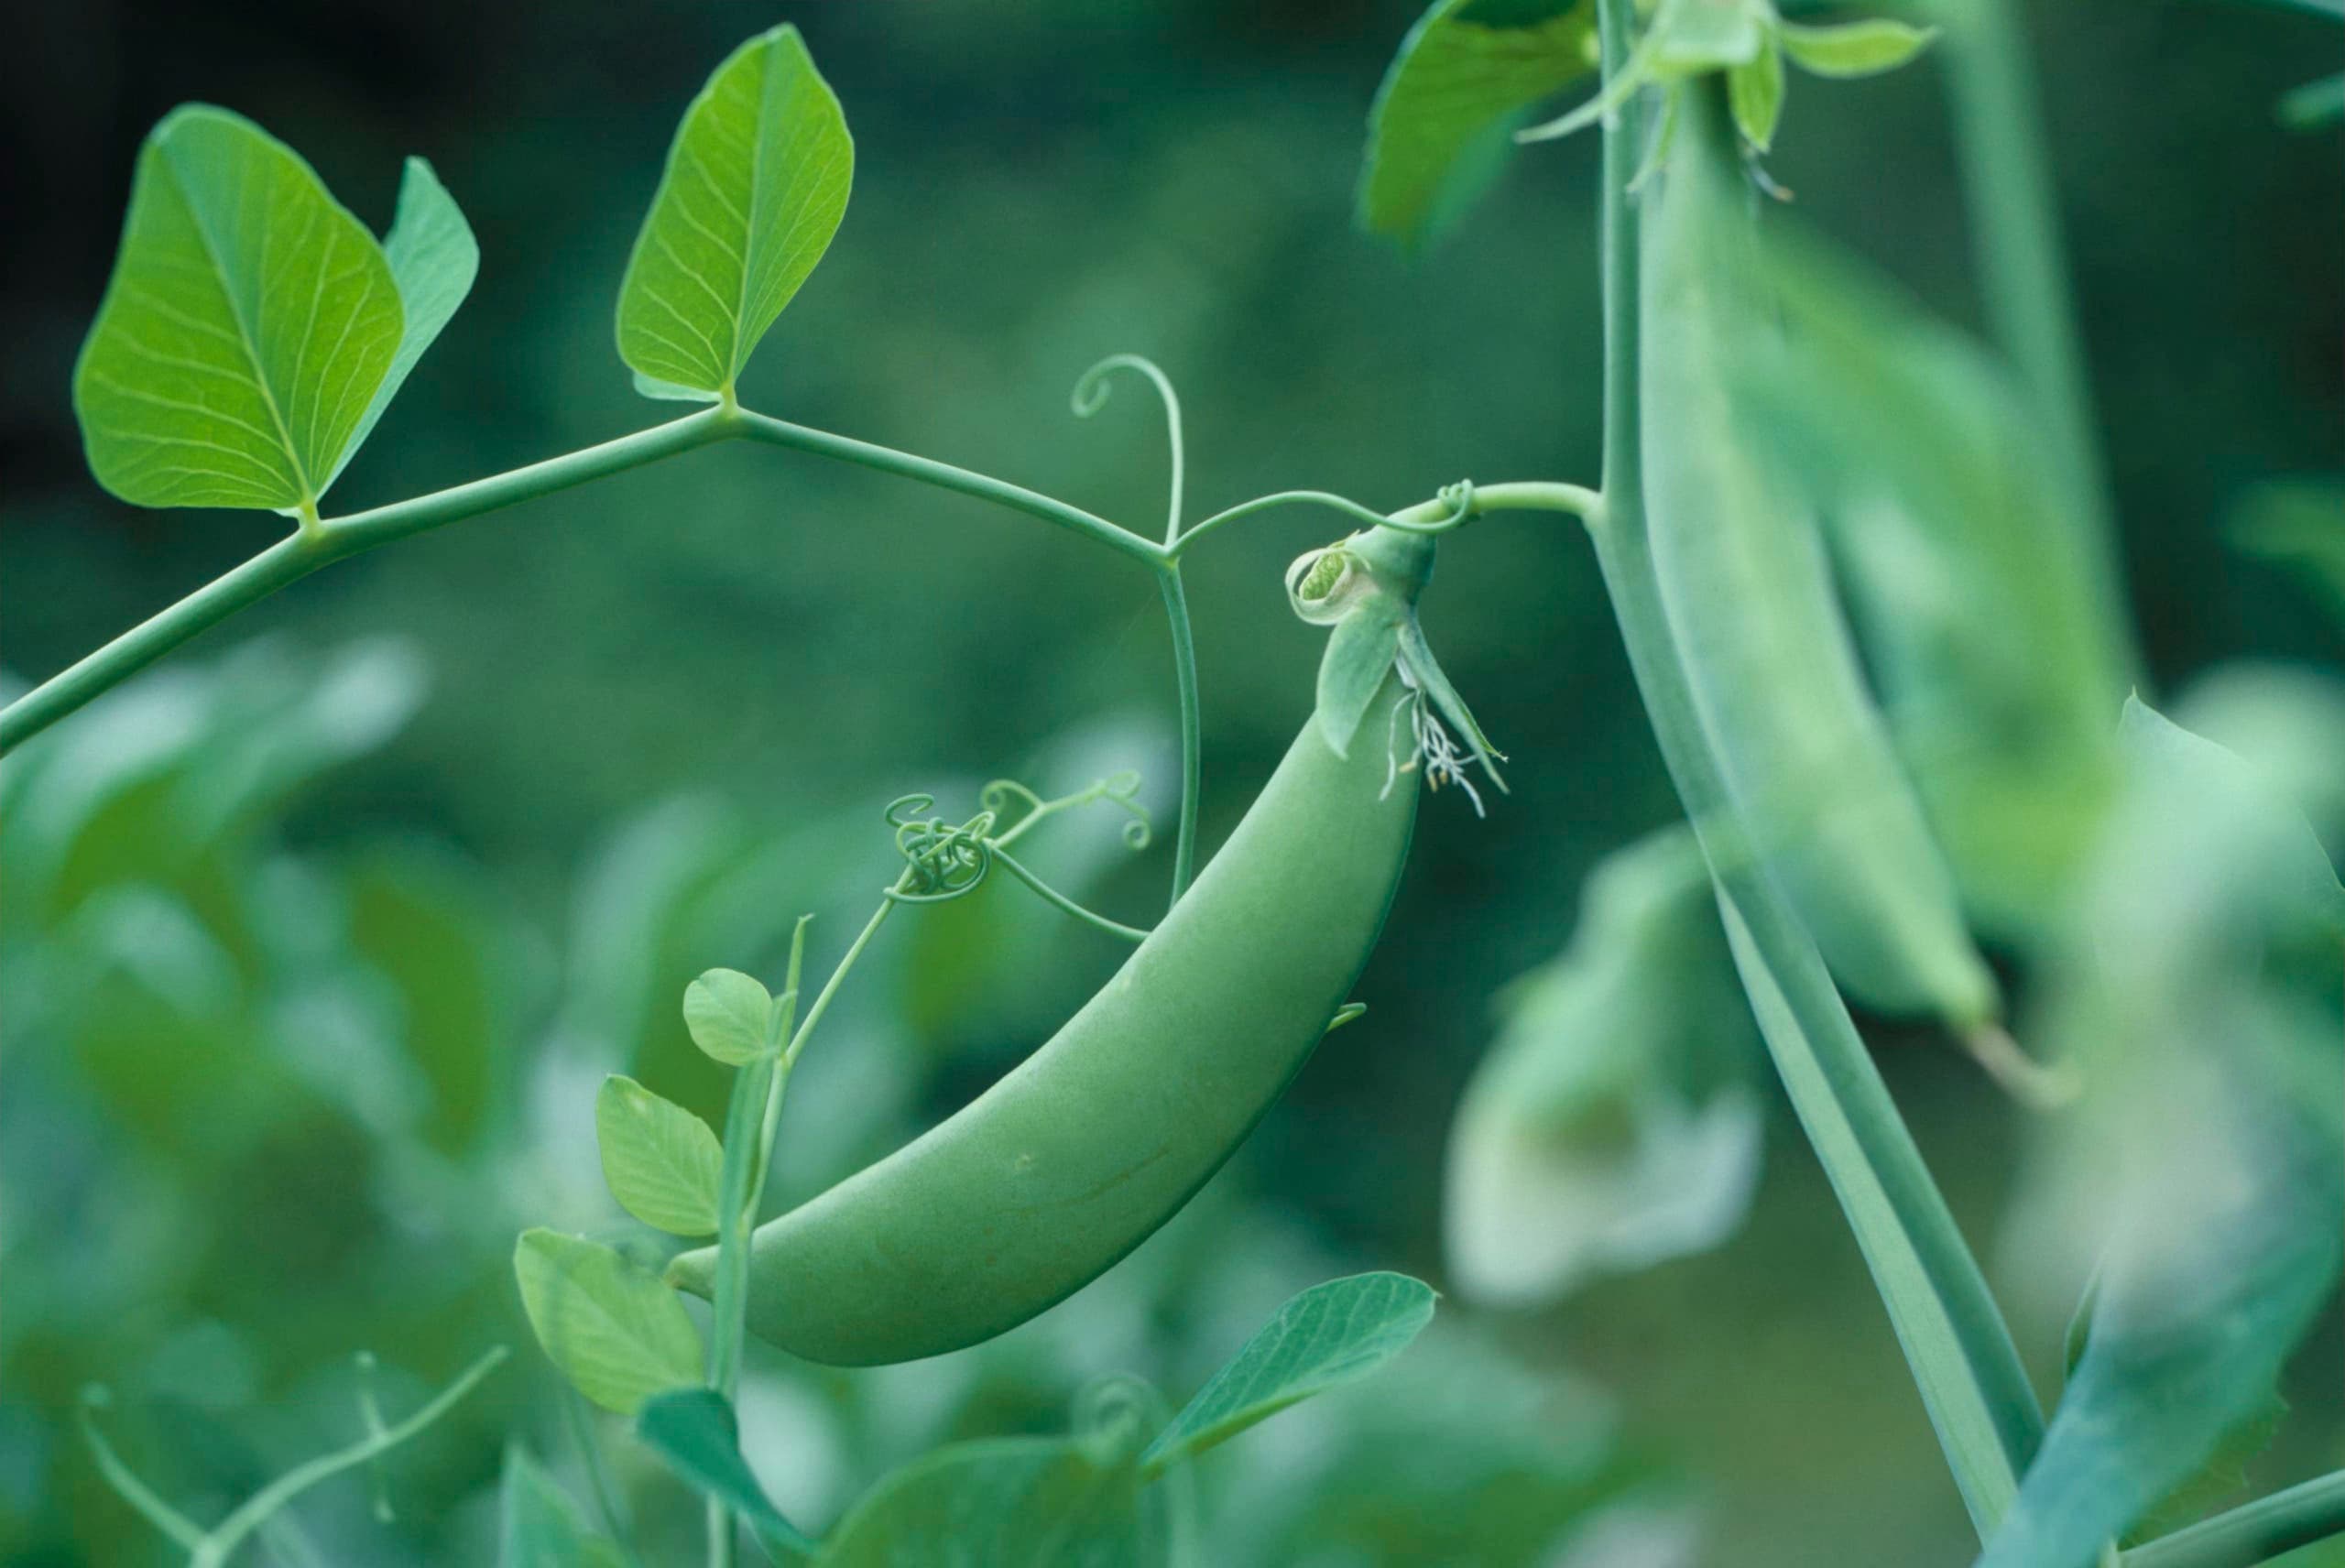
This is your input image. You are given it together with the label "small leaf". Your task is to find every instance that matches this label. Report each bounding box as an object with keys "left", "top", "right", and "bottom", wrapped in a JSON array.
[
  {"left": 324, "top": 157, "right": 479, "bottom": 492},
  {"left": 513, "top": 1229, "right": 703, "bottom": 1417},
  {"left": 1315, "top": 599, "right": 1406, "bottom": 759},
  {"left": 1141, "top": 1272, "right": 1437, "bottom": 1472},
  {"left": 637, "top": 1389, "right": 817, "bottom": 1562},
  {"left": 595, "top": 1075, "right": 725, "bottom": 1236},
  {"left": 1358, "top": 0, "right": 1598, "bottom": 249},
  {"left": 1728, "top": 29, "right": 1786, "bottom": 151},
  {"left": 818, "top": 1435, "right": 1159, "bottom": 1568},
  {"left": 1778, "top": 17, "right": 1938, "bottom": 79},
  {"left": 616, "top": 25, "right": 854, "bottom": 398},
  {"left": 74, "top": 105, "right": 405, "bottom": 511},
  {"left": 683, "top": 967, "right": 777, "bottom": 1066},
  {"left": 498, "top": 1446, "right": 629, "bottom": 1568}
]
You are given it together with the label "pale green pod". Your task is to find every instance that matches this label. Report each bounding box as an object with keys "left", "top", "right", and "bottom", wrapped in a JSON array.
[
  {"left": 671, "top": 534, "right": 1437, "bottom": 1366},
  {"left": 1445, "top": 825, "right": 1762, "bottom": 1305},
  {"left": 1639, "top": 82, "right": 1997, "bottom": 1028}
]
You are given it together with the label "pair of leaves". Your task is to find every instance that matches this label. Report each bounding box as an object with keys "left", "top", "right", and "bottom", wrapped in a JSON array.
[
  {"left": 77, "top": 24, "right": 855, "bottom": 510},
  {"left": 75, "top": 111, "right": 477, "bottom": 513},
  {"left": 1358, "top": 0, "right": 1932, "bottom": 247}
]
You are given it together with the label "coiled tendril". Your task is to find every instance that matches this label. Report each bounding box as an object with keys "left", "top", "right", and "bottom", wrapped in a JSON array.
[{"left": 881, "top": 776, "right": 1157, "bottom": 943}]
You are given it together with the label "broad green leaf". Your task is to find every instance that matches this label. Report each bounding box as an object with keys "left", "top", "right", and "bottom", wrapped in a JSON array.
[
  {"left": 1446, "top": 825, "right": 1763, "bottom": 1305},
  {"left": 638, "top": 1389, "right": 818, "bottom": 1562},
  {"left": 1982, "top": 699, "right": 2345, "bottom": 1568},
  {"left": 1728, "top": 29, "right": 1786, "bottom": 151},
  {"left": 595, "top": 1074, "right": 725, "bottom": 1236},
  {"left": 323, "top": 157, "right": 478, "bottom": 492},
  {"left": 499, "top": 1446, "right": 628, "bottom": 1568},
  {"left": 1141, "top": 1273, "right": 1437, "bottom": 1472},
  {"left": 682, "top": 967, "right": 777, "bottom": 1066},
  {"left": 1358, "top": 0, "right": 1598, "bottom": 249},
  {"left": 616, "top": 25, "right": 853, "bottom": 399},
  {"left": 513, "top": 1229, "right": 703, "bottom": 1416},
  {"left": 1778, "top": 17, "right": 1938, "bottom": 79},
  {"left": 1315, "top": 598, "right": 1406, "bottom": 759},
  {"left": 74, "top": 105, "right": 404, "bottom": 512},
  {"left": 818, "top": 1434, "right": 1159, "bottom": 1568}
]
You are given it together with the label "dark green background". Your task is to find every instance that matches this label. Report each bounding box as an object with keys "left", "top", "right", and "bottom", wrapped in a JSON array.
[{"left": 3, "top": 2, "right": 2340, "bottom": 1563}]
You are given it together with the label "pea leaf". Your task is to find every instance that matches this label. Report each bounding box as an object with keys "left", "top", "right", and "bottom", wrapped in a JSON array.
[
  {"left": 1315, "top": 598, "right": 1406, "bottom": 760},
  {"left": 595, "top": 1074, "right": 725, "bottom": 1236},
  {"left": 637, "top": 1389, "right": 817, "bottom": 1562},
  {"left": 74, "top": 106, "right": 405, "bottom": 512},
  {"left": 498, "top": 1446, "right": 630, "bottom": 1568},
  {"left": 616, "top": 25, "right": 853, "bottom": 400},
  {"left": 513, "top": 1229, "right": 704, "bottom": 1417},
  {"left": 682, "top": 967, "right": 778, "bottom": 1066},
  {"left": 1140, "top": 1272, "right": 1437, "bottom": 1473},
  {"left": 818, "top": 1434, "right": 1159, "bottom": 1568},
  {"left": 324, "top": 157, "right": 478, "bottom": 493},
  {"left": 1358, "top": 0, "right": 1598, "bottom": 250},
  {"left": 1778, "top": 17, "right": 1938, "bottom": 79}
]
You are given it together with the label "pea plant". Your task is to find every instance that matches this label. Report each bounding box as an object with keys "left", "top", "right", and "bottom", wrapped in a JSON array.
[{"left": 12, "top": 3, "right": 2341, "bottom": 1566}]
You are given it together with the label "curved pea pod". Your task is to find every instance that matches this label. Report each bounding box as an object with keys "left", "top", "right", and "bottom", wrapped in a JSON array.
[
  {"left": 1637, "top": 82, "right": 1997, "bottom": 1029},
  {"left": 1445, "top": 825, "right": 1762, "bottom": 1306},
  {"left": 669, "top": 604, "right": 1426, "bottom": 1367}
]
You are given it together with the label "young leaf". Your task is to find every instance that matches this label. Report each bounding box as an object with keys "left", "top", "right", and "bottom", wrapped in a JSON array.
[
  {"left": 73, "top": 106, "right": 405, "bottom": 512},
  {"left": 1728, "top": 28, "right": 1786, "bottom": 151},
  {"left": 324, "top": 158, "right": 479, "bottom": 493},
  {"left": 636, "top": 1389, "right": 817, "bottom": 1562},
  {"left": 498, "top": 1446, "right": 629, "bottom": 1568},
  {"left": 1315, "top": 598, "right": 1406, "bottom": 759},
  {"left": 1140, "top": 1272, "right": 1437, "bottom": 1473},
  {"left": 818, "top": 1434, "right": 1160, "bottom": 1568},
  {"left": 513, "top": 1229, "right": 703, "bottom": 1417},
  {"left": 1358, "top": 0, "right": 1598, "bottom": 250},
  {"left": 682, "top": 967, "right": 777, "bottom": 1066},
  {"left": 1778, "top": 17, "right": 1938, "bottom": 79},
  {"left": 616, "top": 25, "right": 853, "bottom": 400},
  {"left": 595, "top": 1074, "right": 725, "bottom": 1236}
]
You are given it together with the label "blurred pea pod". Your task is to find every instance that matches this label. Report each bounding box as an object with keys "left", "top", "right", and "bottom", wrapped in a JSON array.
[
  {"left": 1640, "top": 83, "right": 2001, "bottom": 1032},
  {"left": 1445, "top": 824, "right": 1763, "bottom": 1306},
  {"left": 1728, "top": 227, "right": 2133, "bottom": 942}
]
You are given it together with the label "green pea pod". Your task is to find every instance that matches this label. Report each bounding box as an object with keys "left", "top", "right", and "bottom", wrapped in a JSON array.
[
  {"left": 1639, "top": 82, "right": 1996, "bottom": 1029},
  {"left": 669, "top": 552, "right": 1428, "bottom": 1366}
]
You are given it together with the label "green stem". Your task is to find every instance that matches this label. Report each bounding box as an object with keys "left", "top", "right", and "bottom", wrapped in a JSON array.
[
  {"left": 2123, "top": 1469, "right": 2345, "bottom": 1568},
  {"left": 1936, "top": 0, "right": 2141, "bottom": 686},
  {"left": 1587, "top": 0, "right": 2039, "bottom": 1539},
  {"left": 0, "top": 410, "right": 734, "bottom": 755},
  {"left": 988, "top": 845, "right": 1151, "bottom": 942},
  {"left": 187, "top": 1348, "right": 507, "bottom": 1568},
  {"left": 726, "top": 408, "right": 1158, "bottom": 566}
]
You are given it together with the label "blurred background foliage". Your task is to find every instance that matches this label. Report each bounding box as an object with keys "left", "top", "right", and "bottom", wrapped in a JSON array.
[{"left": 1, "top": 2, "right": 2339, "bottom": 1564}]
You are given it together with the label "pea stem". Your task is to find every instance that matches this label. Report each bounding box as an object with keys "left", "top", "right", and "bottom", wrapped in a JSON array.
[{"left": 1584, "top": 0, "right": 2041, "bottom": 1540}]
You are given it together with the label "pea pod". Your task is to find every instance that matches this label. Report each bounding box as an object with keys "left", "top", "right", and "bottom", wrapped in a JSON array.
[
  {"left": 668, "top": 534, "right": 1438, "bottom": 1366},
  {"left": 1639, "top": 82, "right": 1997, "bottom": 1029}
]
